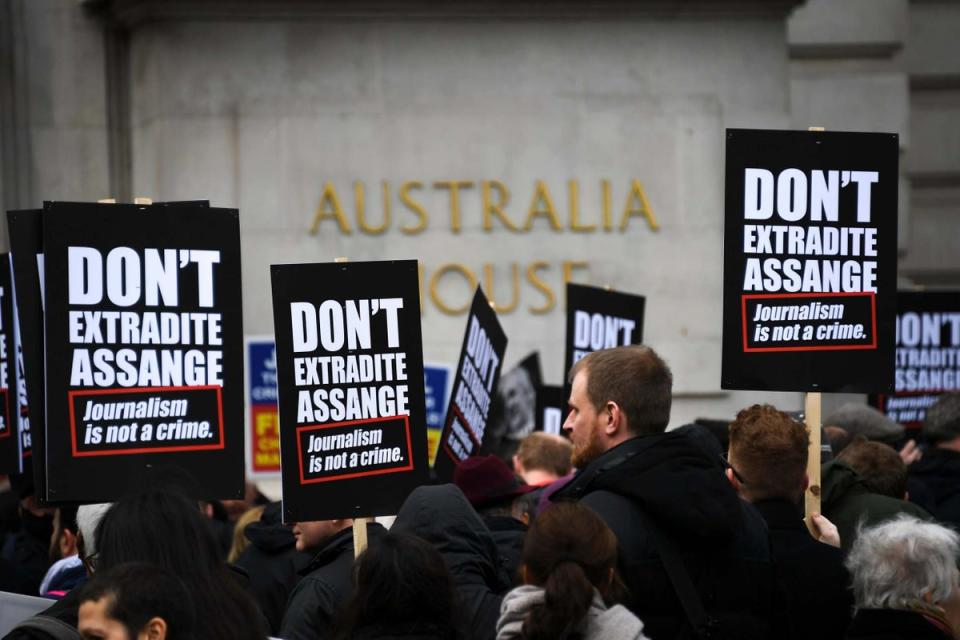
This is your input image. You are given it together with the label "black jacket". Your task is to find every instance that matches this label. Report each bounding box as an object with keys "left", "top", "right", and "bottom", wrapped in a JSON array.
[
  {"left": 279, "top": 523, "right": 386, "bottom": 640},
  {"left": 845, "top": 609, "right": 953, "bottom": 640},
  {"left": 233, "top": 502, "right": 312, "bottom": 635},
  {"left": 393, "top": 485, "right": 509, "bottom": 640},
  {"left": 553, "top": 430, "right": 781, "bottom": 640},
  {"left": 753, "top": 499, "right": 853, "bottom": 640},
  {"left": 482, "top": 516, "right": 526, "bottom": 586},
  {"left": 908, "top": 448, "right": 960, "bottom": 529}
]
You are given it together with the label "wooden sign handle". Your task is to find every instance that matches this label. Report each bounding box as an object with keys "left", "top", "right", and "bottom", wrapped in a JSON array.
[
  {"left": 353, "top": 517, "right": 374, "bottom": 558},
  {"left": 804, "top": 391, "right": 822, "bottom": 536}
]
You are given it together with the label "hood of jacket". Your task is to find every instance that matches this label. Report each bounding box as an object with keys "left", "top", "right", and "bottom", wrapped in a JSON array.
[
  {"left": 244, "top": 502, "right": 297, "bottom": 554},
  {"left": 822, "top": 459, "right": 868, "bottom": 510},
  {"left": 496, "top": 585, "right": 648, "bottom": 640},
  {"left": 393, "top": 484, "right": 507, "bottom": 592},
  {"left": 554, "top": 429, "right": 743, "bottom": 543}
]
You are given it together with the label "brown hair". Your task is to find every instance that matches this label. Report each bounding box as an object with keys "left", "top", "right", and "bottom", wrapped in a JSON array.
[
  {"left": 520, "top": 503, "right": 619, "bottom": 640},
  {"left": 516, "top": 433, "right": 573, "bottom": 477},
  {"left": 837, "top": 438, "right": 908, "bottom": 499},
  {"left": 728, "top": 404, "right": 809, "bottom": 502},
  {"left": 568, "top": 345, "right": 672, "bottom": 436}
]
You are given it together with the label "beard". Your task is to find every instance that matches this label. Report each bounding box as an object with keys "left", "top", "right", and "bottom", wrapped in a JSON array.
[{"left": 571, "top": 425, "right": 605, "bottom": 469}]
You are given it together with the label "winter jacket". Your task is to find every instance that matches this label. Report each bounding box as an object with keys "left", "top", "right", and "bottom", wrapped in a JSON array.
[
  {"left": 822, "top": 460, "right": 930, "bottom": 552},
  {"left": 280, "top": 523, "right": 386, "bottom": 640},
  {"left": 393, "top": 485, "right": 510, "bottom": 640},
  {"left": 908, "top": 448, "right": 960, "bottom": 529},
  {"left": 752, "top": 499, "right": 853, "bottom": 640},
  {"left": 552, "top": 430, "right": 782, "bottom": 640},
  {"left": 496, "top": 585, "right": 649, "bottom": 640},
  {"left": 346, "top": 623, "right": 458, "bottom": 640},
  {"left": 234, "top": 502, "right": 311, "bottom": 635},
  {"left": 482, "top": 516, "right": 526, "bottom": 586},
  {"left": 845, "top": 608, "right": 954, "bottom": 640}
]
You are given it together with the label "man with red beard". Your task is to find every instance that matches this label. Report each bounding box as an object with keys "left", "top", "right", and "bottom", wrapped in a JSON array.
[{"left": 552, "top": 345, "right": 782, "bottom": 640}]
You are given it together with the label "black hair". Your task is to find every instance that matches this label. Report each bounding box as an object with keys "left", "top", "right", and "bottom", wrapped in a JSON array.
[
  {"left": 335, "top": 533, "right": 459, "bottom": 640},
  {"left": 78, "top": 561, "right": 195, "bottom": 639},
  {"left": 95, "top": 489, "right": 265, "bottom": 640}
]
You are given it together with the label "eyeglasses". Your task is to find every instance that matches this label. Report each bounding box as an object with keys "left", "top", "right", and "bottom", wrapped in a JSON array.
[{"left": 719, "top": 454, "right": 746, "bottom": 486}]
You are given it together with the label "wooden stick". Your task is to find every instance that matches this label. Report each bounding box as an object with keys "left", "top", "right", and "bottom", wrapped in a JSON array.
[
  {"left": 97, "top": 198, "right": 117, "bottom": 204},
  {"left": 804, "top": 392, "right": 822, "bottom": 536},
  {"left": 353, "top": 517, "right": 374, "bottom": 558},
  {"left": 134, "top": 197, "right": 153, "bottom": 205}
]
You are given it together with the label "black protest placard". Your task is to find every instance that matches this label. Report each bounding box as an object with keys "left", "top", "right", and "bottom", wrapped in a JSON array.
[
  {"left": 870, "top": 291, "right": 960, "bottom": 429},
  {"left": 271, "top": 260, "right": 427, "bottom": 522},
  {"left": 721, "top": 129, "right": 898, "bottom": 393},
  {"left": 7, "top": 210, "right": 43, "bottom": 495},
  {"left": 43, "top": 202, "right": 244, "bottom": 502},
  {"left": 535, "top": 385, "right": 565, "bottom": 436},
  {"left": 564, "top": 283, "right": 645, "bottom": 377},
  {"left": 0, "top": 256, "right": 19, "bottom": 472},
  {"left": 434, "top": 287, "right": 507, "bottom": 480}
]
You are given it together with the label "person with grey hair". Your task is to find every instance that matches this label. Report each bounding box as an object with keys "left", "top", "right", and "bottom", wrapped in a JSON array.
[
  {"left": 910, "top": 393, "right": 960, "bottom": 528},
  {"left": 845, "top": 514, "right": 960, "bottom": 639},
  {"left": 824, "top": 403, "right": 905, "bottom": 449}
]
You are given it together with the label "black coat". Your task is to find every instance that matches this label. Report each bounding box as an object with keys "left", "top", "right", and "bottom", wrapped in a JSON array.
[
  {"left": 233, "top": 502, "right": 312, "bottom": 635},
  {"left": 553, "top": 430, "right": 782, "bottom": 640},
  {"left": 845, "top": 609, "right": 953, "bottom": 640},
  {"left": 393, "top": 485, "right": 509, "bottom": 640},
  {"left": 279, "top": 523, "right": 386, "bottom": 640},
  {"left": 909, "top": 448, "right": 960, "bottom": 529},
  {"left": 753, "top": 499, "right": 853, "bottom": 640},
  {"left": 482, "top": 515, "right": 526, "bottom": 586}
]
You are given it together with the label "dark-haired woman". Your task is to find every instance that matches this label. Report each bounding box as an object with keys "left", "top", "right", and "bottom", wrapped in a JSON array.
[
  {"left": 94, "top": 489, "right": 267, "bottom": 640},
  {"left": 334, "top": 532, "right": 460, "bottom": 640},
  {"left": 495, "top": 502, "right": 649, "bottom": 640}
]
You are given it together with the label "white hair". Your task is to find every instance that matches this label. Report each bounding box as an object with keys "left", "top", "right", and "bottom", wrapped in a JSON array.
[
  {"left": 76, "top": 503, "right": 113, "bottom": 560},
  {"left": 846, "top": 514, "right": 960, "bottom": 610}
]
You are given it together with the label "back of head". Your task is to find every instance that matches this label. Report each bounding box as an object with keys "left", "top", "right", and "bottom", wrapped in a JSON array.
[
  {"left": 78, "top": 561, "right": 195, "bottom": 639},
  {"left": 515, "top": 433, "right": 573, "bottom": 478},
  {"left": 77, "top": 503, "right": 113, "bottom": 566},
  {"left": 837, "top": 439, "right": 907, "bottom": 499},
  {"left": 923, "top": 392, "right": 960, "bottom": 446},
  {"left": 824, "top": 403, "right": 904, "bottom": 445},
  {"left": 568, "top": 345, "right": 672, "bottom": 436},
  {"left": 520, "top": 502, "right": 619, "bottom": 640},
  {"left": 728, "top": 404, "right": 809, "bottom": 503},
  {"left": 337, "top": 533, "right": 457, "bottom": 639},
  {"left": 846, "top": 514, "right": 960, "bottom": 611},
  {"left": 96, "top": 489, "right": 265, "bottom": 640}
]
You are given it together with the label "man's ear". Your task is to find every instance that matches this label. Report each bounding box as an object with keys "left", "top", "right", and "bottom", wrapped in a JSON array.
[
  {"left": 604, "top": 402, "right": 622, "bottom": 436},
  {"left": 512, "top": 454, "right": 523, "bottom": 475},
  {"left": 141, "top": 617, "right": 167, "bottom": 640}
]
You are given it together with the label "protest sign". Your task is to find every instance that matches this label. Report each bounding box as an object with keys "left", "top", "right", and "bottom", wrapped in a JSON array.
[
  {"left": 0, "top": 257, "right": 19, "bottom": 473},
  {"left": 7, "top": 210, "right": 43, "bottom": 496},
  {"left": 870, "top": 291, "right": 960, "bottom": 428},
  {"left": 42, "top": 201, "right": 244, "bottom": 501},
  {"left": 564, "top": 283, "right": 645, "bottom": 375},
  {"left": 536, "top": 385, "right": 565, "bottom": 436},
  {"left": 271, "top": 259, "right": 428, "bottom": 521},
  {"left": 247, "top": 337, "right": 280, "bottom": 476},
  {"left": 424, "top": 363, "right": 452, "bottom": 466},
  {"left": 721, "top": 129, "right": 898, "bottom": 392},
  {"left": 433, "top": 286, "right": 507, "bottom": 480}
]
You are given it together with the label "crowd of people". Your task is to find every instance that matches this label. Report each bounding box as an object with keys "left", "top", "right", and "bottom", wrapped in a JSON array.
[{"left": 2, "top": 345, "right": 960, "bottom": 639}]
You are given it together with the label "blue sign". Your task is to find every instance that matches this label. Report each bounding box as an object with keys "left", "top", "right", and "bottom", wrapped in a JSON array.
[
  {"left": 249, "top": 341, "right": 278, "bottom": 405},
  {"left": 424, "top": 365, "right": 451, "bottom": 430}
]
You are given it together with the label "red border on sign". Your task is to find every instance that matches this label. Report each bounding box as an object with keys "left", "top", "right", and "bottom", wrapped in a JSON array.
[
  {"left": 741, "top": 291, "right": 878, "bottom": 353},
  {"left": 296, "top": 414, "right": 414, "bottom": 485},
  {"left": 68, "top": 385, "right": 225, "bottom": 457},
  {"left": 0, "top": 389, "right": 10, "bottom": 439},
  {"left": 440, "top": 405, "right": 482, "bottom": 466}
]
